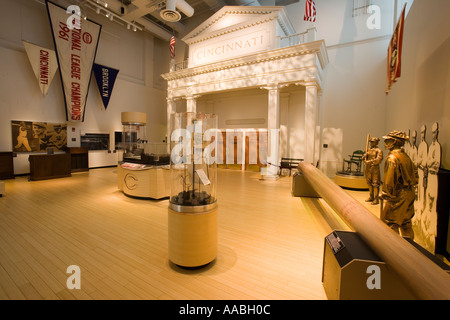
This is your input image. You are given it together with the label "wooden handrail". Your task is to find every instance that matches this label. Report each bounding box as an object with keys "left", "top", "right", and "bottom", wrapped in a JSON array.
[{"left": 298, "top": 161, "right": 450, "bottom": 300}]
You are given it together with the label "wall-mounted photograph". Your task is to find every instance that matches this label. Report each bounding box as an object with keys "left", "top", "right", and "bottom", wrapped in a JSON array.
[{"left": 11, "top": 120, "right": 67, "bottom": 153}]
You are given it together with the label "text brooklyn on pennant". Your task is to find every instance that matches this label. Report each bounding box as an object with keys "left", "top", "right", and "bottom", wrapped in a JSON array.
[
  {"left": 92, "top": 63, "right": 119, "bottom": 110},
  {"left": 22, "top": 40, "right": 58, "bottom": 96},
  {"left": 46, "top": 0, "right": 102, "bottom": 122}
]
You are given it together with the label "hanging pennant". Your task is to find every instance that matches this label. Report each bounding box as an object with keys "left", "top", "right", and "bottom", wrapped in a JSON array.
[
  {"left": 46, "top": 0, "right": 102, "bottom": 122},
  {"left": 22, "top": 41, "right": 58, "bottom": 96},
  {"left": 92, "top": 63, "right": 119, "bottom": 110},
  {"left": 386, "top": 4, "right": 406, "bottom": 94}
]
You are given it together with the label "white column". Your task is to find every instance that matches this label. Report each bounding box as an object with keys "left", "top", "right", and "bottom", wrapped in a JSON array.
[
  {"left": 166, "top": 96, "right": 176, "bottom": 153},
  {"left": 185, "top": 95, "right": 200, "bottom": 113},
  {"left": 279, "top": 93, "right": 290, "bottom": 159},
  {"left": 261, "top": 83, "right": 287, "bottom": 178},
  {"left": 304, "top": 83, "right": 318, "bottom": 164}
]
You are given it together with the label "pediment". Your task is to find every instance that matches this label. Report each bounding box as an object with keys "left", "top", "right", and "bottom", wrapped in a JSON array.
[{"left": 182, "top": 6, "right": 294, "bottom": 45}]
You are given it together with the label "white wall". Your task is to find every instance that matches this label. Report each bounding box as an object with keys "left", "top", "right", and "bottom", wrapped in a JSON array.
[
  {"left": 0, "top": 0, "right": 170, "bottom": 174},
  {"left": 282, "top": 0, "right": 396, "bottom": 172},
  {"left": 385, "top": 0, "right": 450, "bottom": 170}
]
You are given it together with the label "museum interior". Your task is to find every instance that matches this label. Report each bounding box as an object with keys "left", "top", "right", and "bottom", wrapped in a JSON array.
[{"left": 0, "top": 0, "right": 449, "bottom": 301}]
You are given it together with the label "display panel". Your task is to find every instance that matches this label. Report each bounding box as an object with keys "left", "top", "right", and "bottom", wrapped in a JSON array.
[
  {"left": 11, "top": 120, "right": 67, "bottom": 153},
  {"left": 80, "top": 133, "right": 110, "bottom": 150}
]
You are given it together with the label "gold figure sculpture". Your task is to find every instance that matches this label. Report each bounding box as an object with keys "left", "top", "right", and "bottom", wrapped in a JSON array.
[
  {"left": 380, "top": 130, "right": 418, "bottom": 239},
  {"left": 362, "top": 137, "right": 383, "bottom": 205}
]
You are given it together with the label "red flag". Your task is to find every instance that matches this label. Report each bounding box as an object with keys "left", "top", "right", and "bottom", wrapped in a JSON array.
[
  {"left": 386, "top": 5, "right": 406, "bottom": 94},
  {"left": 304, "top": 0, "right": 316, "bottom": 22},
  {"left": 169, "top": 35, "right": 175, "bottom": 59}
]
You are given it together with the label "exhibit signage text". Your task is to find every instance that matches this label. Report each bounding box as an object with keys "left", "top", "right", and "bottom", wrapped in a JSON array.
[
  {"left": 39, "top": 50, "right": 50, "bottom": 85},
  {"left": 191, "top": 30, "right": 270, "bottom": 66}
]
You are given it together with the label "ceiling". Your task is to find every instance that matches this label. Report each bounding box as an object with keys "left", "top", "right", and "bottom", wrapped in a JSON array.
[
  {"left": 43, "top": 0, "right": 299, "bottom": 40},
  {"left": 77, "top": 0, "right": 255, "bottom": 40}
]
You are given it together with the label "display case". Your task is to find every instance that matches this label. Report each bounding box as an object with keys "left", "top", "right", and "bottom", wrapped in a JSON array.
[
  {"left": 117, "top": 112, "right": 170, "bottom": 199},
  {"left": 169, "top": 112, "right": 217, "bottom": 208},
  {"left": 121, "top": 113, "right": 170, "bottom": 166},
  {"left": 168, "top": 112, "right": 219, "bottom": 268}
]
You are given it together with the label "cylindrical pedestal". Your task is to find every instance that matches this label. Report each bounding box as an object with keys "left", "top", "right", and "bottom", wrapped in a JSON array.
[{"left": 168, "top": 203, "right": 218, "bottom": 267}]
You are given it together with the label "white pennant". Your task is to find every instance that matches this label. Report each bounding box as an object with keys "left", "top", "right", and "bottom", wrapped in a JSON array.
[
  {"left": 46, "top": 0, "right": 101, "bottom": 122},
  {"left": 22, "top": 40, "right": 58, "bottom": 96}
]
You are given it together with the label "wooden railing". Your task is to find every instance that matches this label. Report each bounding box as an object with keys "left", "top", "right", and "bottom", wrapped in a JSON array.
[
  {"left": 298, "top": 161, "right": 450, "bottom": 300},
  {"left": 279, "top": 28, "right": 316, "bottom": 48}
]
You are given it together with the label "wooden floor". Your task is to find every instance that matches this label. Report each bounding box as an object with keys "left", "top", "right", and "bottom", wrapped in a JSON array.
[{"left": 0, "top": 167, "right": 378, "bottom": 300}]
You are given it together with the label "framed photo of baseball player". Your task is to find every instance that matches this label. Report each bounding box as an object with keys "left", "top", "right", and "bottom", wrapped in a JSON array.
[{"left": 11, "top": 120, "right": 67, "bottom": 153}]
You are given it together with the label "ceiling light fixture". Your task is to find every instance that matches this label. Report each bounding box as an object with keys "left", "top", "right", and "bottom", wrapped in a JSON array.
[
  {"left": 160, "top": 0, "right": 194, "bottom": 22},
  {"left": 86, "top": 0, "right": 142, "bottom": 31}
]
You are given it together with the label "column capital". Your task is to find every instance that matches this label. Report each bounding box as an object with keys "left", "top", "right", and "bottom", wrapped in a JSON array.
[
  {"left": 167, "top": 96, "right": 183, "bottom": 102},
  {"left": 295, "top": 80, "right": 318, "bottom": 88},
  {"left": 260, "top": 83, "right": 289, "bottom": 91},
  {"left": 184, "top": 94, "right": 201, "bottom": 101}
]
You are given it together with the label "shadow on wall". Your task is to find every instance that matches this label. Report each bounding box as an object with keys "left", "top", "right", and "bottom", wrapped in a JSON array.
[{"left": 417, "top": 36, "right": 450, "bottom": 124}]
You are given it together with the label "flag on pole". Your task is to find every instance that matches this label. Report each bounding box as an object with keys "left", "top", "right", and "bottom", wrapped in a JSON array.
[
  {"left": 22, "top": 40, "right": 58, "bottom": 96},
  {"left": 386, "top": 4, "right": 406, "bottom": 94},
  {"left": 304, "top": 0, "right": 316, "bottom": 22},
  {"left": 169, "top": 35, "right": 175, "bottom": 59}
]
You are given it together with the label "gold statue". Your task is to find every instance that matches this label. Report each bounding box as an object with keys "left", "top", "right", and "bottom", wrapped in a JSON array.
[
  {"left": 362, "top": 137, "right": 383, "bottom": 205},
  {"left": 381, "top": 130, "right": 418, "bottom": 239}
]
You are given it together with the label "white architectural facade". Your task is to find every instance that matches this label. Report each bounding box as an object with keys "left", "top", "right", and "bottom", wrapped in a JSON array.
[{"left": 162, "top": 6, "right": 329, "bottom": 176}]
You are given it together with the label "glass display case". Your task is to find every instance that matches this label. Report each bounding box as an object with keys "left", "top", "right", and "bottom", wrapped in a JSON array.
[
  {"left": 169, "top": 112, "right": 218, "bottom": 209},
  {"left": 167, "top": 112, "right": 219, "bottom": 268},
  {"left": 121, "top": 112, "right": 169, "bottom": 166},
  {"left": 117, "top": 112, "right": 170, "bottom": 199}
]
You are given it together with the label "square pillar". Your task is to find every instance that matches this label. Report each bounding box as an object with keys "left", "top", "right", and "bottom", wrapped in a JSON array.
[
  {"left": 185, "top": 95, "right": 200, "bottom": 113},
  {"left": 304, "top": 83, "right": 318, "bottom": 164},
  {"left": 167, "top": 97, "right": 176, "bottom": 153},
  {"left": 261, "top": 83, "right": 288, "bottom": 179}
]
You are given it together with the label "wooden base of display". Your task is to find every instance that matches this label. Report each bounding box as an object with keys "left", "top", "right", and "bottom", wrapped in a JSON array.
[
  {"left": 168, "top": 205, "right": 218, "bottom": 268},
  {"left": 117, "top": 164, "right": 170, "bottom": 199},
  {"left": 0, "top": 181, "right": 5, "bottom": 196},
  {"left": 334, "top": 172, "right": 368, "bottom": 190}
]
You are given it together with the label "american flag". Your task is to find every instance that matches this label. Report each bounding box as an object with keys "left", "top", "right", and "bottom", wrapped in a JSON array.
[
  {"left": 169, "top": 35, "right": 175, "bottom": 59},
  {"left": 304, "top": 0, "right": 316, "bottom": 22}
]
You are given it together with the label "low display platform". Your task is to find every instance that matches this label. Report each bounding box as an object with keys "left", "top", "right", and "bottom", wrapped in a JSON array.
[
  {"left": 334, "top": 172, "right": 368, "bottom": 190},
  {"left": 117, "top": 163, "right": 170, "bottom": 199},
  {"left": 168, "top": 203, "right": 218, "bottom": 268}
]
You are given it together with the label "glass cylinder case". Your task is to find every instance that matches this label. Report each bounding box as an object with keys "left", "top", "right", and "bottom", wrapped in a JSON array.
[
  {"left": 169, "top": 112, "right": 218, "bottom": 209},
  {"left": 121, "top": 112, "right": 169, "bottom": 166}
]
